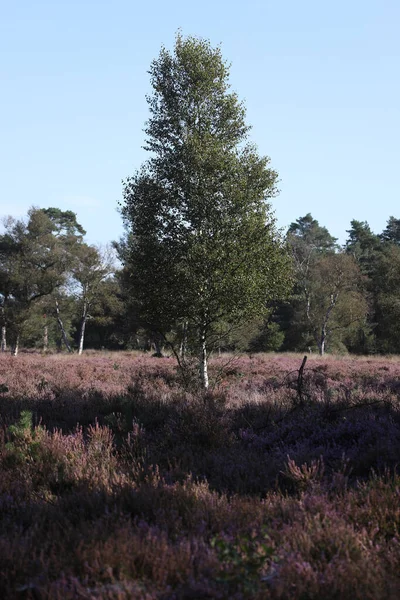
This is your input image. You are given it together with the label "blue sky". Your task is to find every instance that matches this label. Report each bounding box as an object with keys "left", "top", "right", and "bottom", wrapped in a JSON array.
[{"left": 1, "top": 0, "right": 399, "bottom": 246}]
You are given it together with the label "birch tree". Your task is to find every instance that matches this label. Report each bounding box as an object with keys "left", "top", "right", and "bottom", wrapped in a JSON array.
[
  {"left": 120, "top": 34, "right": 291, "bottom": 388},
  {"left": 305, "top": 253, "right": 368, "bottom": 355},
  {"left": 71, "top": 244, "right": 114, "bottom": 355},
  {"left": 286, "top": 214, "right": 367, "bottom": 354}
]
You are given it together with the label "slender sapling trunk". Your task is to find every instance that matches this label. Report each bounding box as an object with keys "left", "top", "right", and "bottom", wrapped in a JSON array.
[
  {"left": 199, "top": 325, "right": 209, "bottom": 390},
  {"left": 12, "top": 335, "right": 19, "bottom": 357},
  {"left": 43, "top": 325, "right": 48, "bottom": 352},
  {"left": 1, "top": 326, "right": 6, "bottom": 353},
  {"left": 78, "top": 301, "right": 88, "bottom": 356}
]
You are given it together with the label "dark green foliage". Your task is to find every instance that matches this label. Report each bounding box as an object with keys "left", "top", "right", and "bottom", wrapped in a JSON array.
[
  {"left": 41, "top": 207, "right": 86, "bottom": 237},
  {"left": 372, "top": 244, "right": 400, "bottom": 353},
  {"left": 83, "top": 276, "right": 127, "bottom": 349},
  {"left": 288, "top": 212, "right": 338, "bottom": 254},
  {"left": 5, "top": 410, "right": 44, "bottom": 467},
  {"left": 345, "top": 219, "right": 381, "bottom": 276},
  {"left": 0, "top": 207, "right": 91, "bottom": 351},
  {"left": 343, "top": 217, "right": 400, "bottom": 354},
  {"left": 211, "top": 531, "right": 276, "bottom": 596},
  {"left": 380, "top": 216, "right": 400, "bottom": 245},
  {"left": 248, "top": 319, "right": 285, "bottom": 352},
  {"left": 0, "top": 209, "right": 72, "bottom": 349}
]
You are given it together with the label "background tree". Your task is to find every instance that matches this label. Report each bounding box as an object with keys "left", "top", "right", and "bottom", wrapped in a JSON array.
[
  {"left": 282, "top": 214, "right": 338, "bottom": 351},
  {"left": 71, "top": 244, "right": 115, "bottom": 355},
  {"left": 342, "top": 220, "right": 380, "bottom": 352},
  {"left": 380, "top": 216, "right": 400, "bottom": 245},
  {"left": 287, "top": 213, "right": 338, "bottom": 255},
  {"left": 0, "top": 209, "right": 72, "bottom": 354},
  {"left": 305, "top": 253, "right": 368, "bottom": 354},
  {"left": 344, "top": 217, "right": 400, "bottom": 354},
  {"left": 79, "top": 276, "right": 126, "bottom": 349},
  {"left": 41, "top": 208, "right": 86, "bottom": 352},
  {"left": 119, "top": 34, "right": 291, "bottom": 387},
  {"left": 283, "top": 215, "right": 368, "bottom": 354},
  {"left": 345, "top": 220, "right": 381, "bottom": 274},
  {"left": 369, "top": 240, "right": 400, "bottom": 353},
  {"left": 247, "top": 314, "right": 285, "bottom": 353},
  {"left": 0, "top": 223, "right": 17, "bottom": 352}
]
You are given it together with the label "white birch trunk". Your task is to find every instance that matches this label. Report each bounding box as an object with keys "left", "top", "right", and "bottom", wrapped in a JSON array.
[
  {"left": 1, "top": 326, "right": 6, "bottom": 352},
  {"left": 199, "top": 327, "right": 209, "bottom": 390},
  {"left": 78, "top": 302, "right": 88, "bottom": 356},
  {"left": 43, "top": 325, "right": 48, "bottom": 352},
  {"left": 319, "top": 335, "right": 326, "bottom": 356},
  {"left": 12, "top": 335, "right": 19, "bottom": 357},
  {"left": 1, "top": 304, "right": 6, "bottom": 352},
  {"left": 318, "top": 293, "right": 338, "bottom": 356}
]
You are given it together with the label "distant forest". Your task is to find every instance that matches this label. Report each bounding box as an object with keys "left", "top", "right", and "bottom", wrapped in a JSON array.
[{"left": 1, "top": 207, "right": 399, "bottom": 357}]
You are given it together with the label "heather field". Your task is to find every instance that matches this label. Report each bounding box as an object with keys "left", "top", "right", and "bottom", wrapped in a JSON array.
[{"left": 1, "top": 352, "right": 400, "bottom": 599}]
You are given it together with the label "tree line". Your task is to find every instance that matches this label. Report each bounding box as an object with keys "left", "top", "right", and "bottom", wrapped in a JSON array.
[
  {"left": 1, "top": 206, "right": 398, "bottom": 360},
  {"left": 1, "top": 33, "right": 399, "bottom": 385}
]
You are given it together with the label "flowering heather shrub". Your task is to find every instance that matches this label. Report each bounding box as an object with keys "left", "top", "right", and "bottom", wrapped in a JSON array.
[{"left": 0, "top": 351, "right": 400, "bottom": 598}]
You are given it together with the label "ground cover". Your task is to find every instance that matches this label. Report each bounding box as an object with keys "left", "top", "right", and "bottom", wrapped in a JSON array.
[{"left": 0, "top": 352, "right": 399, "bottom": 599}]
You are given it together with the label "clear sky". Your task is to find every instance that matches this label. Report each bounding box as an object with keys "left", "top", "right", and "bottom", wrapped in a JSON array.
[{"left": 1, "top": 0, "right": 399, "bottom": 246}]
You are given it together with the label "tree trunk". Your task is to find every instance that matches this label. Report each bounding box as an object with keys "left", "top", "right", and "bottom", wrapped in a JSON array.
[
  {"left": 152, "top": 334, "right": 164, "bottom": 357},
  {"left": 179, "top": 321, "right": 188, "bottom": 360},
  {"left": 318, "top": 295, "right": 338, "bottom": 356},
  {"left": 55, "top": 300, "right": 73, "bottom": 353},
  {"left": 12, "top": 335, "right": 19, "bottom": 357},
  {"left": 318, "top": 327, "right": 326, "bottom": 356},
  {"left": 78, "top": 302, "right": 88, "bottom": 356},
  {"left": 199, "top": 326, "right": 209, "bottom": 390},
  {"left": 1, "top": 326, "right": 6, "bottom": 352},
  {"left": 0, "top": 304, "right": 6, "bottom": 352},
  {"left": 43, "top": 325, "right": 48, "bottom": 352}
]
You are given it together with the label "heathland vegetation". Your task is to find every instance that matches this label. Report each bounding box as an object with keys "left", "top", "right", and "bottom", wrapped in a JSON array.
[
  {"left": 1, "top": 352, "right": 400, "bottom": 599},
  {"left": 1, "top": 34, "right": 400, "bottom": 598}
]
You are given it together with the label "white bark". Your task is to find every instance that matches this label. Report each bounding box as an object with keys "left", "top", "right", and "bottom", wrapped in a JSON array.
[
  {"left": 78, "top": 301, "right": 88, "bottom": 356},
  {"left": 12, "top": 335, "right": 19, "bottom": 357},
  {"left": 1, "top": 304, "right": 6, "bottom": 352},
  {"left": 1, "top": 326, "right": 6, "bottom": 352},
  {"left": 199, "top": 327, "right": 209, "bottom": 390},
  {"left": 318, "top": 292, "right": 339, "bottom": 355},
  {"left": 43, "top": 325, "right": 48, "bottom": 352}
]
